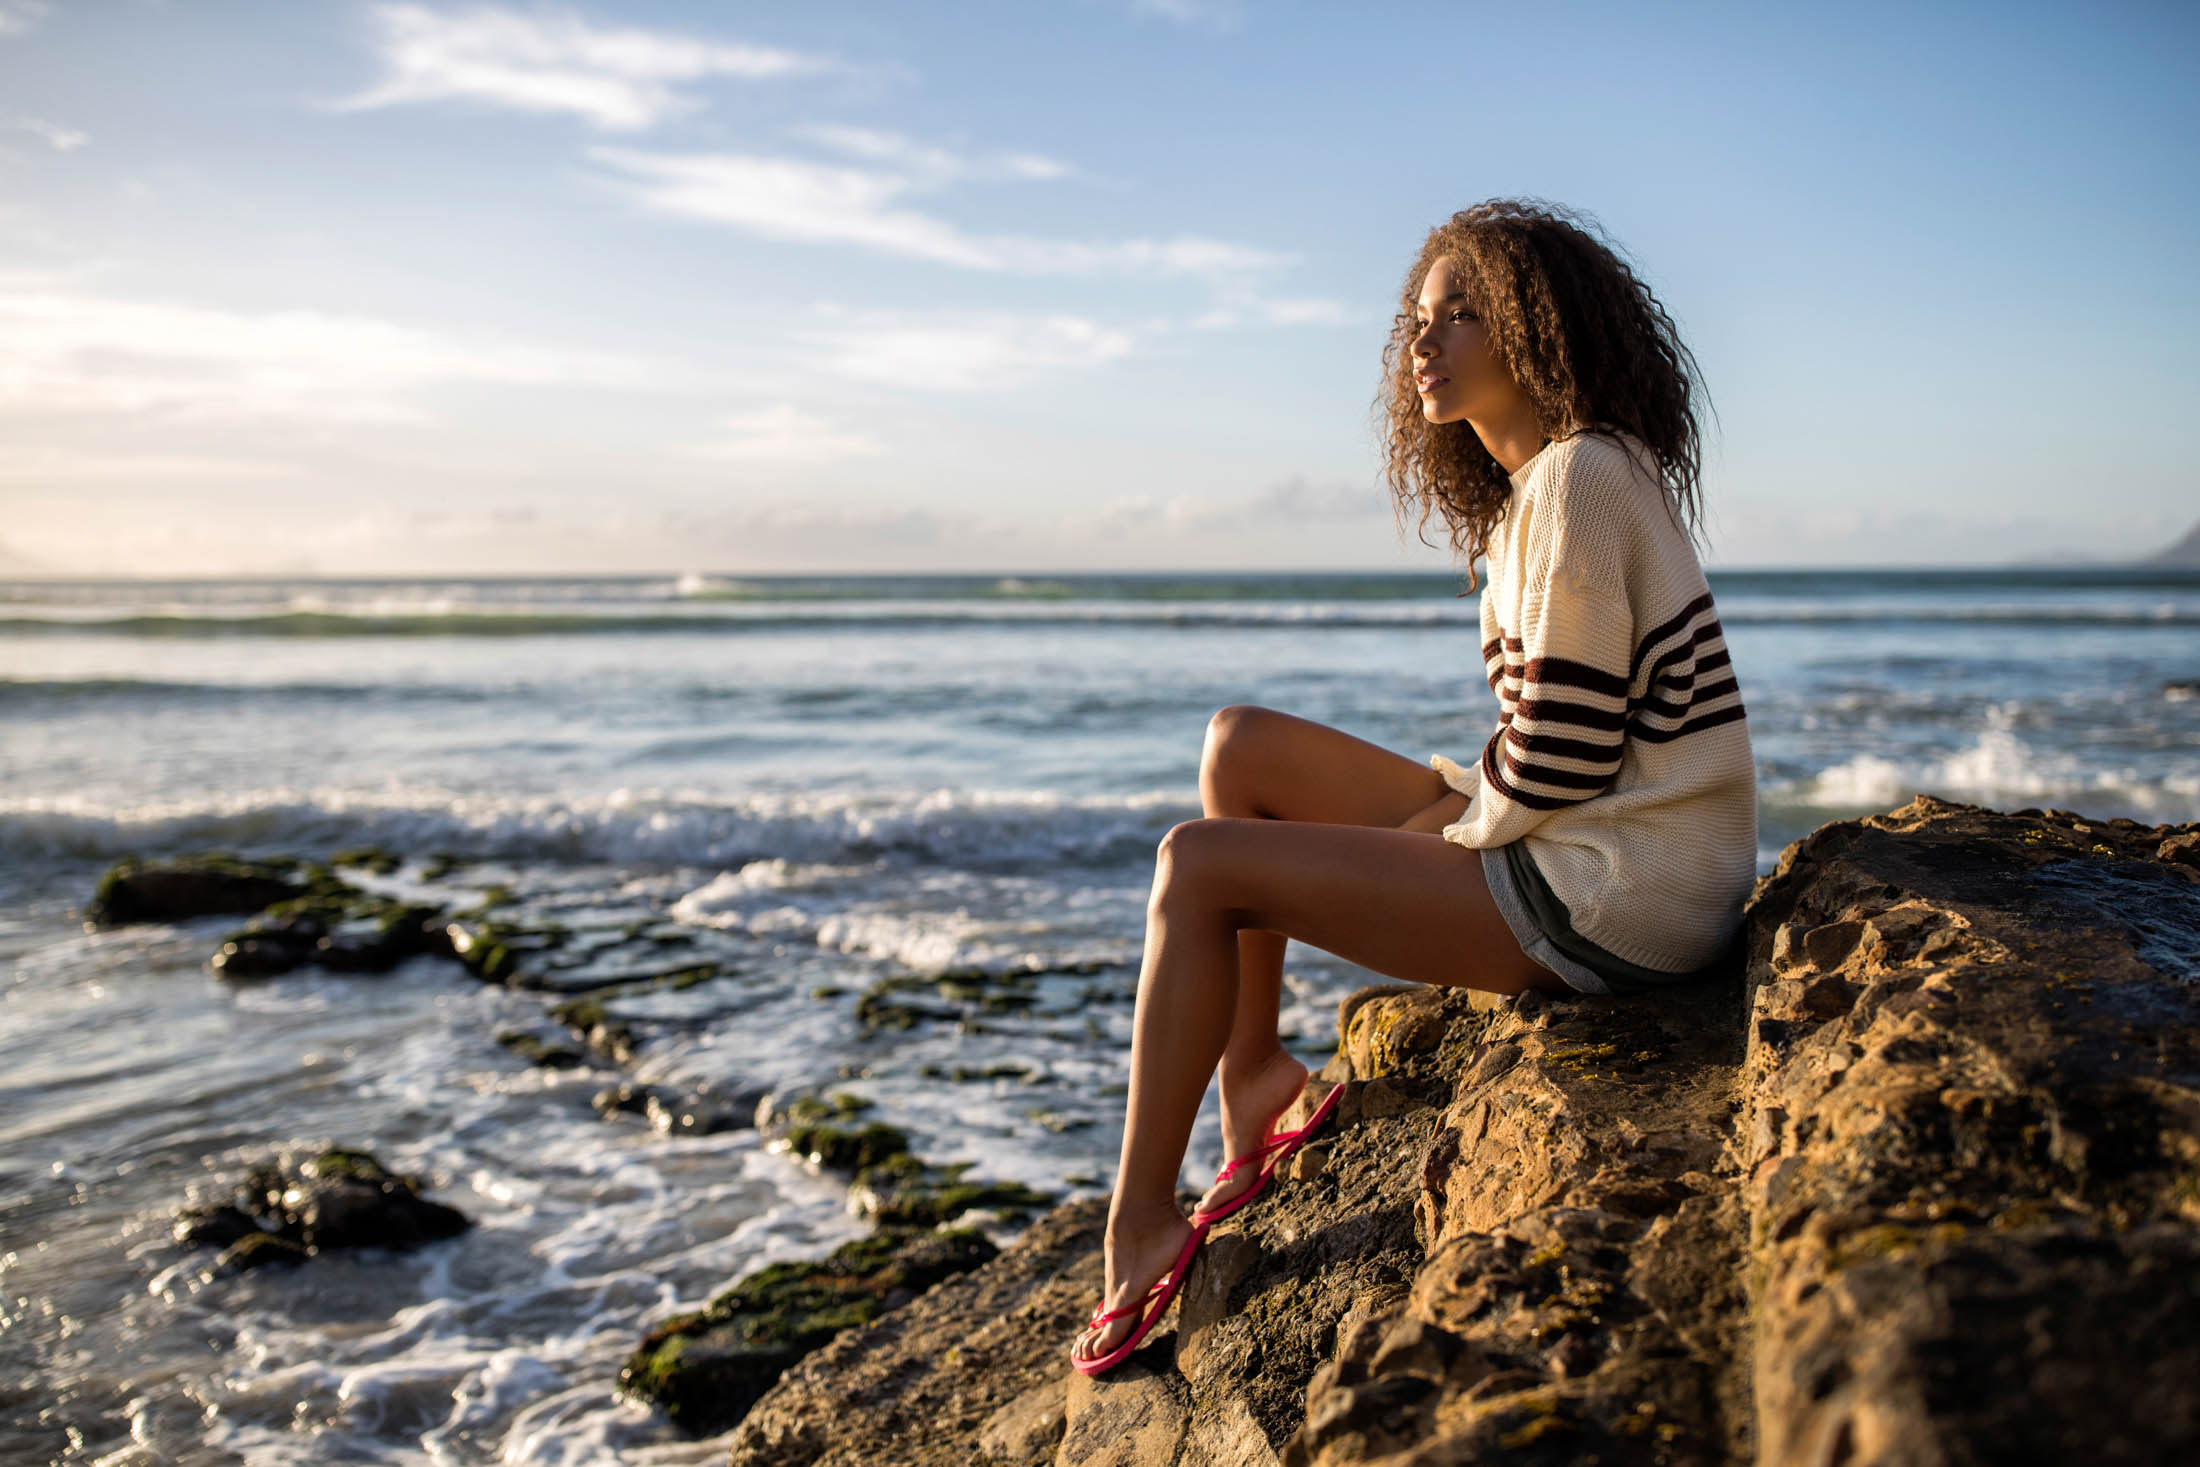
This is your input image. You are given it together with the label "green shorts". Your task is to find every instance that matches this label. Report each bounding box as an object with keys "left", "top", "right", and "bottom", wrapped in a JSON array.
[{"left": 1482, "top": 841, "right": 1730, "bottom": 997}]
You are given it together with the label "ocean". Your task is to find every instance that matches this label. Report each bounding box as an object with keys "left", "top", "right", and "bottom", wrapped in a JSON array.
[{"left": 3, "top": 567, "right": 2196, "bottom": 1463}]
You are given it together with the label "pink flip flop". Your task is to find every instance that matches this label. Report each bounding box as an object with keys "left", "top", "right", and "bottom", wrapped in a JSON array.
[
  {"left": 1071, "top": 1221, "right": 1208, "bottom": 1377},
  {"left": 1189, "top": 1080, "right": 1343, "bottom": 1228}
]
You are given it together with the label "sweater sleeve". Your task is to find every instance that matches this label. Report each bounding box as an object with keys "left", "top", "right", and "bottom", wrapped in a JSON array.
[{"left": 1431, "top": 449, "right": 1639, "bottom": 850}]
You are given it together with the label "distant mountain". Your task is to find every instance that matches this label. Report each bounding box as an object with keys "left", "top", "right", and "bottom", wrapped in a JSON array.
[{"left": 2141, "top": 520, "right": 2200, "bottom": 567}]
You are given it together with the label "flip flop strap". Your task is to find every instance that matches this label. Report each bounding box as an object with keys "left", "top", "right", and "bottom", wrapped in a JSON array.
[
  {"left": 1214, "top": 1114, "right": 1319, "bottom": 1182},
  {"left": 1086, "top": 1267, "right": 1178, "bottom": 1328}
]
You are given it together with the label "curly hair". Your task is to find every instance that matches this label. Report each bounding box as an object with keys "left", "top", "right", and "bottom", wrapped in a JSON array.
[{"left": 1377, "top": 199, "right": 1708, "bottom": 575}]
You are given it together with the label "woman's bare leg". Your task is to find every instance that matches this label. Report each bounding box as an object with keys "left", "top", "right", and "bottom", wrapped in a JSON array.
[
  {"left": 1198, "top": 707, "right": 1461, "bottom": 1216},
  {"left": 1070, "top": 808, "right": 1557, "bottom": 1364}
]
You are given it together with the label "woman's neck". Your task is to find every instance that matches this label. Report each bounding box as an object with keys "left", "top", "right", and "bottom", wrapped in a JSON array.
[{"left": 1469, "top": 410, "right": 1548, "bottom": 477}]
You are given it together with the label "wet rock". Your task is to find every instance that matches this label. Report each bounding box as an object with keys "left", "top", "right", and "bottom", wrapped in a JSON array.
[
  {"left": 592, "top": 1080, "right": 657, "bottom": 1118},
  {"left": 645, "top": 1081, "right": 767, "bottom": 1136},
  {"left": 755, "top": 1090, "right": 1051, "bottom": 1222},
  {"left": 174, "top": 1147, "right": 471, "bottom": 1272},
  {"left": 446, "top": 920, "right": 520, "bottom": 983},
  {"left": 853, "top": 976, "right": 958, "bottom": 1032},
  {"left": 284, "top": 1149, "right": 470, "bottom": 1250},
  {"left": 207, "top": 927, "right": 322, "bottom": 979},
  {"left": 846, "top": 1153, "right": 1054, "bottom": 1229},
  {"left": 707, "top": 798, "right": 2200, "bottom": 1467},
  {"left": 86, "top": 855, "right": 303, "bottom": 928},
  {"left": 723, "top": 1201, "right": 1103, "bottom": 1466},
  {"left": 214, "top": 913, "right": 447, "bottom": 980},
  {"left": 621, "top": 1225, "right": 998, "bottom": 1438},
  {"left": 780, "top": 1120, "right": 912, "bottom": 1175},
  {"left": 497, "top": 1030, "right": 586, "bottom": 1069},
  {"left": 211, "top": 1231, "right": 311, "bottom": 1276},
  {"left": 173, "top": 1203, "right": 260, "bottom": 1250},
  {"left": 549, "top": 995, "right": 639, "bottom": 1064},
  {"left": 752, "top": 1089, "right": 873, "bottom": 1138},
  {"left": 206, "top": 880, "right": 452, "bottom": 981}
]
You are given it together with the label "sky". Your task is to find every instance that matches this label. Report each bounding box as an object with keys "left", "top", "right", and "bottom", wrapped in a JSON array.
[{"left": 1, "top": 0, "right": 2195, "bottom": 576}]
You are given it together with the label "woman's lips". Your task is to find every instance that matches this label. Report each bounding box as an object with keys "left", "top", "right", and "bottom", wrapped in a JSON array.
[{"left": 1416, "top": 372, "right": 1448, "bottom": 392}]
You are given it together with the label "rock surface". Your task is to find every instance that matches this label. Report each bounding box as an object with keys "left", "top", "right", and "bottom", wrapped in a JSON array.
[
  {"left": 86, "top": 855, "right": 304, "bottom": 927},
  {"left": 621, "top": 1226, "right": 1001, "bottom": 1437},
  {"left": 715, "top": 799, "right": 2200, "bottom": 1466},
  {"left": 173, "top": 1148, "right": 470, "bottom": 1278}
]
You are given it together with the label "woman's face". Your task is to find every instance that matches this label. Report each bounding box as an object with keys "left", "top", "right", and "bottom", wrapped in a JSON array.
[{"left": 1408, "top": 256, "right": 1524, "bottom": 428}]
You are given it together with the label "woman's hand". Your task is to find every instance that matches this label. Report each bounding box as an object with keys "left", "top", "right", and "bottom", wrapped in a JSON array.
[{"left": 1397, "top": 791, "right": 1469, "bottom": 835}]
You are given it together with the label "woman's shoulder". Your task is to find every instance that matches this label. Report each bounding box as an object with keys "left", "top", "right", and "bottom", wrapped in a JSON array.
[{"left": 1529, "top": 429, "right": 1665, "bottom": 523}]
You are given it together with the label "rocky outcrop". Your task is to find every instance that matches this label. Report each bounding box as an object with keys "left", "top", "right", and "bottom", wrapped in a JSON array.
[
  {"left": 86, "top": 854, "right": 304, "bottom": 927},
  {"left": 722, "top": 1198, "right": 1108, "bottom": 1466},
  {"left": 621, "top": 1226, "right": 1002, "bottom": 1437},
  {"left": 716, "top": 798, "right": 2200, "bottom": 1465},
  {"left": 1742, "top": 800, "right": 2200, "bottom": 1465},
  {"left": 173, "top": 1148, "right": 470, "bottom": 1277}
]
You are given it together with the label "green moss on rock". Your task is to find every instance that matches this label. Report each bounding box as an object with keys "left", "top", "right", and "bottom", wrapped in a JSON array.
[
  {"left": 786, "top": 1092, "right": 874, "bottom": 1125},
  {"left": 619, "top": 1227, "right": 996, "bottom": 1436},
  {"left": 211, "top": 1231, "right": 312, "bottom": 1275},
  {"left": 784, "top": 1121, "right": 911, "bottom": 1174},
  {"left": 88, "top": 855, "right": 305, "bottom": 927},
  {"left": 497, "top": 1031, "right": 585, "bottom": 1068}
]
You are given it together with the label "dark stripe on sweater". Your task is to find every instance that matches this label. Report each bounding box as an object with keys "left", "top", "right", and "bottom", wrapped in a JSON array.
[
  {"left": 1638, "top": 620, "right": 1728, "bottom": 694},
  {"left": 1653, "top": 645, "right": 1732, "bottom": 690},
  {"left": 1481, "top": 735, "right": 1581, "bottom": 810},
  {"left": 1511, "top": 696, "right": 1628, "bottom": 733},
  {"left": 1631, "top": 701, "right": 1749, "bottom": 742},
  {"left": 1632, "top": 591, "right": 1716, "bottom": 669},
  {"left": 1502, "top": 751, "right": 1615, "bottom": 791},
  {"left": 1635, "top": 675, "right": 1741, "bottom": 723},
  {"left": 1505, "top": 726, "right": 1626, "bottom": 766},
  {"left": 1519, "top": 656, "right": 1631, "bottom": 700}
]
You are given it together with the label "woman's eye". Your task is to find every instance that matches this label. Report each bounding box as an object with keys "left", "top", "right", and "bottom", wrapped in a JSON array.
[{"left": 1450, "top": 310, "right": 1474, "bottom": 323}]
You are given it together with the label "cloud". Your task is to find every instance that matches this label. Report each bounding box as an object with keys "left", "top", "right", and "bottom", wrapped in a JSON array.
[
  {"left": 1191, "top": 298, "right": 1357, "bottom": 329},
  {"left": 12, "top": 116, "right": 86, "bottom": 152},
  {"left": 335, "top": 3, "right": 838, "bottom": 131},
  {"left": 1243, "top": 475, "right": 1387, "bottom": 520},
  {"left": 651, "top": 500, "right": 963, "bottom": 552},
  {"left": 0, "top": 272, "right": 669, "bottom": 422},
  {"left": 590, "top": 145, "right": 994, "bottom": 266},
  {"left": 795, "top": 124, "right": 1074, "bottom": 183},
  {"left": 801, "top": 309, "right": 1133, "bottom": 391},
  {"left": 0, "top": 1, "right": 49, "bottom": 38},
  {"left": 691, "top": 404, "right": 883, "bottom": 463},
  {"left": 0, "top": 449, "right": 302, "bottom": 483},
  {"left": 590, "top": 144, "right": 1289, "bottom": 277},
  {"left": 1084, "top": 475, "right": 1384, "bottom": 537}
]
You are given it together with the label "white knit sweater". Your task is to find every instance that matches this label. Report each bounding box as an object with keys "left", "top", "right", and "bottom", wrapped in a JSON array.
[{"left": 1431, "top": 431, "right": 1757, "bottom": 973}]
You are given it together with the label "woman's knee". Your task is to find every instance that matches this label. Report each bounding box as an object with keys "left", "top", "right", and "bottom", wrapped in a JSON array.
[
  {"left": 1200, "top": 705, "right": 1283, "bottom": 806},
  {"left": 1151, "top": 817, "right": 1233, "bottom": 906}
]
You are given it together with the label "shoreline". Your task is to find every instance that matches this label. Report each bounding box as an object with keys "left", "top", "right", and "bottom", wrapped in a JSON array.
[{"left": 43, "top": 796, "right": 2200, "bottom": 1461}]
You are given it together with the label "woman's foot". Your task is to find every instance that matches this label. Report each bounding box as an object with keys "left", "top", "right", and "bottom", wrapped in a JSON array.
[
  {"left": 1070, "top": 1204, "right": 1201, "bottom": 1367},
  {"left": 1195, "top": 1049, "right": 1310, "bottom": 1219}
]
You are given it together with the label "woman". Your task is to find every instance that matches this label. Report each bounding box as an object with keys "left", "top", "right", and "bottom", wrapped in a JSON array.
[{"left": 1070, "top": 200, "right": 1757, "bottom": 1375}]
